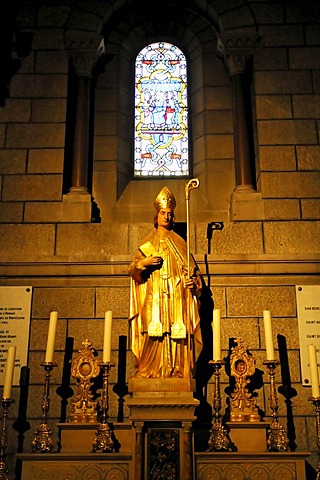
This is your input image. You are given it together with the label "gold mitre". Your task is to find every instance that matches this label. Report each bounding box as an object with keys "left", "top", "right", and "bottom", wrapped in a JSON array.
[{"left": 154, "top": 186, "right": 176, "bottom": 211}]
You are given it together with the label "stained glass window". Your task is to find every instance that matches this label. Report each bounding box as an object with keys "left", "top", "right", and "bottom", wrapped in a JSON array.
[{"left": 134, "top": 42, "right": 189, "bottom": 177}]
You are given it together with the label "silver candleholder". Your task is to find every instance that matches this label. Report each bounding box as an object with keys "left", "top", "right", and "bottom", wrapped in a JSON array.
[
  {"left": 308, "top": 397, "right": 320, "bottom": 480},
  {"left": 92, "top": 361, "right": 117, "bottom": 453},
  {"left": 0, "top": 398, "right": 14, "bottom": 480},
  {"left": 263, "top": 360, "right": 289, "bottom": 451},
  {"left": 31, "top": 362, "right": 57, "bottom": 453},
  {"left": 207, "top": 360, "right": 232, "bottom": 452}
]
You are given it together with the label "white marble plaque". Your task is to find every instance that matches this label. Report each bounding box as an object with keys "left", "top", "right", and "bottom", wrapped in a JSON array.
[
  {"left": 0, "top": 286, "right": 32, "bottom": 386},
  {"left": 296, "top": 285, "right": 320, "bottom": 387}
]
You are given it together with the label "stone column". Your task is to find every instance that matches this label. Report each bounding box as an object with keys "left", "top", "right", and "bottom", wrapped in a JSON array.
[
  {"left": 219, "top": 35, "right": 265, "bottom": 220},
  {"left": 181, "top": 421, "right": 194, "bottom": 480},
  {"left": 231, "top": 67, "right": 255, "bottom": 190},
  {"left": 69, "top": 73, "right": 91, "bottom": 196},
  {"left": 133, "top": 421, "right": 144, "bottom": 480},
  {"left": 220, "top": 35, "right": 258, "bottom": 194},
  {"left": 62, "top": 34, "right": 104, "bottom": 221}
]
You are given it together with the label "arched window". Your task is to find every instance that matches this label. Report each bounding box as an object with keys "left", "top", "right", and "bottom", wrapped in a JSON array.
[{"left": 134, "top": 42, "right": 189, "bottom": 177}]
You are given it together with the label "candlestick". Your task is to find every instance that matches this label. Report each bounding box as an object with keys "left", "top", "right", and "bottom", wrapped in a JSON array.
[
  {"left": 103, "top": 311, "right": 113, "bottom": 363},
  {"left": 45, "top": 311, "right": 58, "bottom": 363},
  {"left": 31, "top": 362, "right": 57, "bottom": 453},
  {"left": 207, "top": 360, "right": 232, "bottom": 452},
  {"left": 92, "top": 361, "right": 117, "bottom": 452},
  {"left": 263, "top": 310, "right": 275, "bottom": 361},
  {"left": 0, "top": 398, "right": 13, "bottom": 480},
  {"left": 308, "top": 397, "right": 320, "bottom": 480},
  {"left": 3, "top": 345, "right": 16, "bottom": 399},
  {"left": 212, "top": 309, "right": 221, "bottom": 361},
  {"left": 308, "top": 344, "right": 320, "bottom": 398},
  {"left": 264, "top": 360, "right": 289, "bottom": 451}
]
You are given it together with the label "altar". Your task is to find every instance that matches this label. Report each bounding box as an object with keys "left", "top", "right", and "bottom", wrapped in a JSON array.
[{"left": 15, "top": 337, "right": 311, "bottom": 480}]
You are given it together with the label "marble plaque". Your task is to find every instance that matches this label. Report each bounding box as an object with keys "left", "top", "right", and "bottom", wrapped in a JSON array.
[
  {"left": 0, "top": 286, "right": 32, "bottom": 385},
  {"left": 296, "top": 285, "right": 320, "bottom": 387}
]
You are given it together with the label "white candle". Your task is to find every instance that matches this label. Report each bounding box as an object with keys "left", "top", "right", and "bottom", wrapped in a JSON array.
[
  {"left": 212, "top": 309, "right": 221, "bottom": 361},
  {"left": 308, "top": 344, "right": 320, "bottom": 398},
  {"left": 3, "top": 345, "right": 16, "bottom": 399},
  {"left": 45, "top": 310, "right": 58, "bottom": 363},
  {"left": 263, "top": 310, "right": 275, "bottom": 360},
  {"left": 103, "top": 311, "right": 113, "bottom": 362}
]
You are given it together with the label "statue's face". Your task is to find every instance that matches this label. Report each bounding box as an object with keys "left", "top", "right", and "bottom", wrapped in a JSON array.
[{"left": 157, "top": 208, "right": 174, "bottom": 230}]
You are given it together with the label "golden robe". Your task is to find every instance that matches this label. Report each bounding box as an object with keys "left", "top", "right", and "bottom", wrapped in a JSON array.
[{"left": 128, "top": 228, "right": 202, "bottom": 378}]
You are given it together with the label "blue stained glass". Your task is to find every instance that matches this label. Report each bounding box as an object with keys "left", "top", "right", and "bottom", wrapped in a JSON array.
[{"left": 134, "top": 42, "right": 189, "bottom": 177}]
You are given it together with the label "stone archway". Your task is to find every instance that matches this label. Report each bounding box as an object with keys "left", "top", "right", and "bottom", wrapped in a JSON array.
[{"left": 62, "top": 0, "right": 261, "bottom": 223}]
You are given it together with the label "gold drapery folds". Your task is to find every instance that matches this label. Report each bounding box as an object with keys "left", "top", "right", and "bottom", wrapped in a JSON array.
[{"left": 128, "top": 186, "right": 202, "bottom": 379}]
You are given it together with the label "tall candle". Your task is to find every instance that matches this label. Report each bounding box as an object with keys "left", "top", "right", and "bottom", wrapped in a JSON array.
[
  {"left": 45, "top": 310, "right": 58, "bottom": 363},
  {"left": 103, "top": 311, "right": 113, "bottom": 362},
  {"left": 263, "top": 310, "right": 275, "bottom": 360},
  {"left": 308, "top": 344, "right": 320, "bottom": 398},
  {"left": 212, "top": 309, "right": 221, "bottom": 361},
  {"left": 3, "top": 345, "right": 16, "bottom": 399}
]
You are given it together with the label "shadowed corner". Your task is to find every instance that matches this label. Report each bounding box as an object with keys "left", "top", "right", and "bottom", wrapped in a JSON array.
[
  {"left": 194, "top": 276, "right": 215, "bottom": 451},
  {"left": 277, "top": 334, "right": 298, "bottom": 452},
  {"left": 113, "top": 335, "right": 129, "bottom": 423},
  {"left": 55, "top": 336, "right": 75, "bottom": 451},
  {"left": 13, "top": 366, "right": 31, "bottom": 480}
]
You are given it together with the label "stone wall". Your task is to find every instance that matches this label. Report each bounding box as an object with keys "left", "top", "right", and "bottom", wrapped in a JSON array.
[
  {"left": 1, "top": 255, "right": 319, "bottom": 476},
  {"left": 0, "top": 1, "right": 319, "bottom": 478}
]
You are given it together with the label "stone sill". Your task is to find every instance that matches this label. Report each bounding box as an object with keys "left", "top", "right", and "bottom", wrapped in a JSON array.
[
  {"left": 195, "top": 451, "right": 310, "bottom": 460},
  {"left": 0, "top": 254, "right": 319, "bottom": 278},
  {"left": 16, "top": 453, "right": 132, "bottom": 461}
]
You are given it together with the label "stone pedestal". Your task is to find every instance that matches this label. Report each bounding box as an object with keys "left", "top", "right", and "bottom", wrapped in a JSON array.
[
  {"left": 226, "top": 421, "right": 268, "bottom": 452},
  {"left": 128, "top": 377, "right": 198, "bottom": 421},
  {"left": 61, "top": 191, "right": 93, "bottom": 222},
  {"left": 230, "top": 188, "right": 265, "bottom": 220},
  {"left": 58, "top": 422, "right": 134, "bottom": 454},
  {"left": 127, "top": 377, "right": 199, "bottom": 480}
]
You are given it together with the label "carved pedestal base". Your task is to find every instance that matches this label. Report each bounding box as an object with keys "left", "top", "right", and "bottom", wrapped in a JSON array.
[{"left": 128, "top": 378, "right": 199, "bottom": 480}]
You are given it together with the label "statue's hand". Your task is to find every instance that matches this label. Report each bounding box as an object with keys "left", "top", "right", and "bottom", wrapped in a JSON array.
[
  {"left": 184, "top": 277, "right": 195, "bottom": 290},
  {"left": 140, "top": 256, "right": 163, "bottom": 269}
]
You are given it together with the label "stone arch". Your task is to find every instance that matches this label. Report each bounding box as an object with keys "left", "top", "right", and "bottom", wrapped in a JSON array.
[{"left": 61, "top": 0, "right": 260, "bottom": 223}]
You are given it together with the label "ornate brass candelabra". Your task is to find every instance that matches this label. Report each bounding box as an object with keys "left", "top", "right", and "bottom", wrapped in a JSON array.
[
  {"left": 92, "top": 361, "right": 117, "bottom": 453},
  {"left": 207, "top": 360, "right": 232, "bottom": 452},
  {"left": 309, "top": 397, "right": 320, "bottom": 480},
  {"left": 263, "top": 360, "right": 289, "bottom": 451},
  {"left": 0, "top": 398, "right": 14, "bottom": 480},
  {"left": 31, "top": 362, "right": 57, "bottom": 453}
]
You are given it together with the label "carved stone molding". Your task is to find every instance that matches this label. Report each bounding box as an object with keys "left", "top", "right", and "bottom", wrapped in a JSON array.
[
  {"left": 64, "top": 33, "right": 105, "bottom": 77},
  {"left": 198, "top": 462, "right": 296, "bottom": 480},
  {"left": 17, "top": 454, "right": 131, "bottom": 480},
  {"left": 195, "top": 452, "right": 310, "bottom": 480},
  {"left": 218, "top": 34, "right": 260, "bottom": 75}
]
